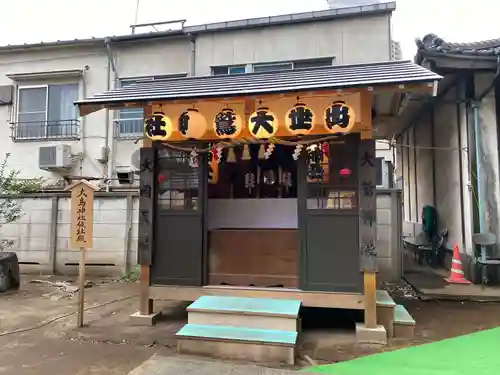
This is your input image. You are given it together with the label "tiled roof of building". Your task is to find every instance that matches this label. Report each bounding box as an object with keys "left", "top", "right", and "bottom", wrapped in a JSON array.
[
  {"left": 76, "top": 60, "right": 441, "bottom": 111},
  {"left": 415, "top": 33, "right": 500, "bottom": 64}
]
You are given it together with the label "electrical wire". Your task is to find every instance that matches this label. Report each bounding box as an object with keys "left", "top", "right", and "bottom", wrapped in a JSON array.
[{"left": 0, "top": 294, "right": 138, "bottom": 337}]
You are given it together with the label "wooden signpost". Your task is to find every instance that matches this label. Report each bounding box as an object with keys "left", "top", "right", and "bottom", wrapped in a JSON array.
[{"left": 67, "top": 180, "right": 98, "bottom": 328}]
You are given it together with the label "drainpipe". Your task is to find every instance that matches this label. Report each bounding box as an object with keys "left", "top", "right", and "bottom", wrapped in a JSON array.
[
  {"left": 188, "top": 33, "right": 196, "bottom": 76},
  {"left": 81, "top": 66, "right": 89, "bottom": 176},
  {"left": 104, "top": 37, "right": 118, "bottom": 192},
  {"left": 472, "top": 103, "right": 485, "bottom": 234}
]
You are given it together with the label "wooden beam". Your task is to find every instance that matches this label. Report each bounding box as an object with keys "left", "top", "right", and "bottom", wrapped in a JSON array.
[
  {"left": 150, "top": 285, "right": 365, "bottom": 310},
  {"left": 363, "top": 272, "right": 377, "bottom": 328},
  {"left": 358, "top": 136, "right": 378, "bottom": 327},
  {"left": 140, "top": 264, "right": 153, "bottom": 315},
  {"left": 138, "top": 105, "right": 154, "bottom": 315}
]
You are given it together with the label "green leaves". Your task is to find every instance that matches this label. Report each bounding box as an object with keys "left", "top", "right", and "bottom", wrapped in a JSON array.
[{"left": 0, "top": 153, "right": 44, "bottom": 251}]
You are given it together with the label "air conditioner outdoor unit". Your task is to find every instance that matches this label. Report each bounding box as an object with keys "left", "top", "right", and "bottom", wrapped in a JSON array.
[{"left": 38, "top": 145, "right": 73, "bottom": 170}]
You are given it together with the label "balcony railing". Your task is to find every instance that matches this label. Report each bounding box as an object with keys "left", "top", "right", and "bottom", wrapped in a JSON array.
[{"left": 11, "top": 120, "right": 80, "bottom": 141}]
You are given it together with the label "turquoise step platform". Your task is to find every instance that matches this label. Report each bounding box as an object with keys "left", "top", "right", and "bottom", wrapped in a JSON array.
[
  {"left": 187, "top": 296, "right": 301, "bottom": 317},
  {"left": 394, "top": 304, "right": 415, "bottom": 325},
  {"left": 376, "top": 290, "right": 397, "bottom": 307},
  {"left": 176, "top": 323, "right": 298, "bottom": 346}
]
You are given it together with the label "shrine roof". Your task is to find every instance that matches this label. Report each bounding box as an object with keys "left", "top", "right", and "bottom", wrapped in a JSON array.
[
  {"left": 416, "top": 34, "right": 500, "bottom": 63},
  {"left": 76, "top": 60, "right": 442, "bottom": 114}
]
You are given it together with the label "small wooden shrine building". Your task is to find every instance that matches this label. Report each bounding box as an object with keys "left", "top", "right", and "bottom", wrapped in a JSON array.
[{"left": 77, "top": 60, "right": 441, "bottom": 330}]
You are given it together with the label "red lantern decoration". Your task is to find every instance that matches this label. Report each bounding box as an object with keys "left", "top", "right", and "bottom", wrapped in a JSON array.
[
  {"left": 322, "top": 142, "right": 329, "bottom": 158},
  {"left": 158, "top": 174, "right": 166, "bottom": 184},
  {"left": 339, "top": 168, "right": 352, "bottom": 177},
  {"left": 208, "top": 148, "right": 219, "bottom": 184}
]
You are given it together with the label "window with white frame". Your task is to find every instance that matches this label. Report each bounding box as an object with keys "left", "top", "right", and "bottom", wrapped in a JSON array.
[
  {"left": 211, "top": 58, "right": 334, "bottom": 76},
  {"left": 117, "top": 74, "right": 187, "bottom": 137},
  {"left": 15, "top": 84, "right": 79, "bottom": 140},
  {"left": 211, "top": 65, "right": 248, "bottom": 75},
  {"left": 253, "top": 58, "right": 334, "bottom": 73},
  {"left": 252, "top": 62, "right": 294, "bottom": 73}
]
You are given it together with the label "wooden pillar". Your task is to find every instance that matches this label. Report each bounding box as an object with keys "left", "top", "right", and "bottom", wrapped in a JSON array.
[
  {"left": 138, "top": 106, "right": 155, "bottom": 316},
  {"left": 358, "top": 135, "right": 378, "bottom": 328}
]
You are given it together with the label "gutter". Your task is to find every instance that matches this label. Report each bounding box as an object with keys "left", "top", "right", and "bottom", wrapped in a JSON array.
[{"left": 104, "top": 37, "right": 119, "bottom": 192}]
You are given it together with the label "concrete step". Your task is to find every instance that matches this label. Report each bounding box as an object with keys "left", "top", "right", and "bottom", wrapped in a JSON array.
[
  {"left": 376, "top": 290, "right": 396, "bottom": 337},
  {"left": 187, "top": 296, "right": 301, "bottom": 331},
  {"left": 176, "top": 324, "right": 297, "bottom": 365},
  {"left": 394, "top": 304, "right": 416, "bottom": 340}
]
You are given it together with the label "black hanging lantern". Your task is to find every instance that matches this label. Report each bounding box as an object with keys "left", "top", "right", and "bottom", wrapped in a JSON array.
[
  {"left": 213, "top": 108, "right": 242, "bottom": 139},
  {"left": 286, "top": 102, "right": 315, "bottom": 136},
  {"left": 144, "top": 111, "right": 173, "bottom": 141},
  {"left": 324, "top": 100, "right": 355, "bottom": 133},
  {"left": 178, "top": 108, "right": 207, "bottom": 139}
]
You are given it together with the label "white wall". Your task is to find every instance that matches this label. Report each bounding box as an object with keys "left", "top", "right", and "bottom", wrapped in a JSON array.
[
  {"left": 0, "top": 12, "right": 391, "bottom": 185},
  {"left": 0, "top": 191, "right": 402, "bottom": 280},
  {"left": 195, "top": 14, "right": 391, "bottom": 76},
  {"left": 208, "top": 199, "right": 298, "bottom": 229},
  {"left": 0, "top": 45, "right": 109, "bottom": 183},
  {"left": 0, "top": 194, "right": 138, "bottom": 276},
  {"left": 397, "top": 73, "right": 499, "bottom": 265}
]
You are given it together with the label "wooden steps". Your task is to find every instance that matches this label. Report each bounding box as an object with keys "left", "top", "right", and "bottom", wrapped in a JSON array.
[
  {"left": 375, "top": 290, "right": 416, "bottom": 340},
  {"left": 376, "top": 290, "right": 397, "bottom": 338},
  {"left": 394, "top": 304, "right": 416, "bottom": 339},
  {"left": 176, "top": 296, "right": 301, "bottom": 364},
  {"left": 187, "top": 296, "right": 300, "bottom": 331}
]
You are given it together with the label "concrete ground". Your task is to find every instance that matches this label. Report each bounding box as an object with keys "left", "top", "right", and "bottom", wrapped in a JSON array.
[
  {"left": 1, "top": 276, "right": 500, "bottom": 374},
  {"left": 404, "top": 265, "right": 500, "bottom": 301}
]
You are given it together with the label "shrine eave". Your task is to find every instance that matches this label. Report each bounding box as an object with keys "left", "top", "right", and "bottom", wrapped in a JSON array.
[{"left": 76, "top": 60, "right": 442, "bottom": 116}]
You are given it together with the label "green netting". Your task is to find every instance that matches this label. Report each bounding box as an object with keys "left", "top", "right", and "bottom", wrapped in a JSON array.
[{"left": 303, "top": 327, "right": 500, "bottom": 375}]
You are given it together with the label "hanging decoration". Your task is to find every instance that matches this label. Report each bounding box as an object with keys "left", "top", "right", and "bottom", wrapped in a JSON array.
[
  {"left": 292, "top": 144, "right": 303, "bottom": 161},
  {"left": 144, "top": 112, "right": 173, "bottom": 141},
  {"left": 258, "top": 144, "right": 266, "bottom": 160},
  {"left": 214, "top": 108, "right": 243, "bottom": 139},
  {"left": 324, "top": 100, "right": 355, "bottom": 133},
  {"left": 241, "top": 144, "right": 251, "bottom": 161},
  {"left": 226, "top": 147, "right": 237, "bottom": 163},
  {"left": 340, "top": 168, "right": 352, "bottom": 177},
  {"left": 264, "top": 143, "right": 275, "bottom": 160},
  {"left": 244, "top": 172, "right": 256, "bottom": 194},
  {"left": 215, "top": 145, "right": 223, "bottom": 163},
  {"left": 188, "top": 150, "right": 199, "bottom": 168},
  {"left": 279, "top": 168, "right": 293, "bottom": 195},
  {"left": 158, "top": 174, "right": 167, "bottom": 184},
  {"left": 178, "top": 108, "right": 208, "bottom": 139},
  {"left": 307, "top": 144, "right": 324, "bottom": 181},
  {"left": 285, "top": 102, "right": 315, "bottom": 136},
  {"left": 208, "top": 148, "right": 219, "bottom": 184},
  {"left": 248, "top": 106, "right": 278, "bottom": 139},
  {"left": 321, "top": 142, "right": 330, "bottom": 182}
]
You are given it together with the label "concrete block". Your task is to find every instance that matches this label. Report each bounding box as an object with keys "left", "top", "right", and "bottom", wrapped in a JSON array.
[
  {"left": 376, "top": 305, "right": 395, "bottom": 338},
  {"left": 177, "top": 338, "right": 295, "bottom": 365},
  {"left": 130, "top": 311, "right": 162, "bottom": 326},
  {"left": 377, "top": 210, "right": 391, "bottom": 225},
  {"left": 376, "top": 194, "right": 392, "bottom": 209},
  {"left": 394, "top": 324, "right": 415, "bottom": 340},
  {"left": 355, "top": 323, "right": 387, "bottom": 345}
]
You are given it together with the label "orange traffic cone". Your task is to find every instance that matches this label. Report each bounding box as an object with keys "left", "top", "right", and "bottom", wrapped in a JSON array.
[{"left": 445, "top": 245, "right": 471, "bottom": 284}]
